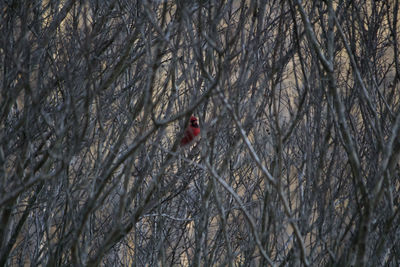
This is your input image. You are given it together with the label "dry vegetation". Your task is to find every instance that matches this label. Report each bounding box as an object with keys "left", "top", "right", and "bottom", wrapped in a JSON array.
[{"left": 1, "top": 0, "right": 400, "bottom": 266}]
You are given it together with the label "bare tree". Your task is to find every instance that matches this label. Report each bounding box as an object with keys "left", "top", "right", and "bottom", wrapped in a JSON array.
[{"left": 1, "top": 0, "right": 399, "bottom": 266}]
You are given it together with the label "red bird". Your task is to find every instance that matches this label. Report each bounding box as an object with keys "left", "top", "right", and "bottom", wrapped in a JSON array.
[{"left": 180, "top": 116, "right": 200, "bottom": 146}]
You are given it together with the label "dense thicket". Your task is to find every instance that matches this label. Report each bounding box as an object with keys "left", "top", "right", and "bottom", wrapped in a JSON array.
[{"left": 1, "top": 0, "right": 400, "bottom": 266}]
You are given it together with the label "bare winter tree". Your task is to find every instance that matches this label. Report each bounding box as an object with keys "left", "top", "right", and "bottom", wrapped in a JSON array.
[{"left": 1, "top": 0, "right": 400, "bottom": 266}]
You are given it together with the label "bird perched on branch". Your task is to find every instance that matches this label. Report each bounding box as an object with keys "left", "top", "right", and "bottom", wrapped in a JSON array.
[{"left": 180, "top": 116, "right": 200, "bottom": 146}]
